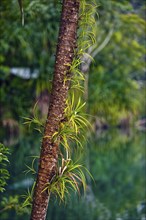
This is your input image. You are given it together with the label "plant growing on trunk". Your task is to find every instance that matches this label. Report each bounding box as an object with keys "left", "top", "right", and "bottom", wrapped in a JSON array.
[{"left": 22, "top": 1, "right": 96, "bottom": 219}]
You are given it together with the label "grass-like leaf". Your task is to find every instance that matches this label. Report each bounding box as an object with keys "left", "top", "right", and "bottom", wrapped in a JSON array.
[
  {"left": 43, "top": 158, "right": 91, "bottom": 202},
  {"left": 21, "top": 181, "right": 36, "bottom": 208},
  {"left": 24, "top": 156, "right": 39, "bottom": 175}
]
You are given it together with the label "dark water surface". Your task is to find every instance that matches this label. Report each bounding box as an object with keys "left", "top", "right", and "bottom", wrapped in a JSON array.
[{"left": 1, "top": 128, "right": 146, "bottom": 220}]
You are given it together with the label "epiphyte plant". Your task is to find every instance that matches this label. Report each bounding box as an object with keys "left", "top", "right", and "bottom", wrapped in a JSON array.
[{"left": 22, "top": 0, "right": 97, "bottom": 217}]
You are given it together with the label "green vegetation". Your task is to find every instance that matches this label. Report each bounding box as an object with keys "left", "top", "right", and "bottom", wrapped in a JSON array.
[
  {"left": 0, "top": 0, "right": 145, "bottom": 219},
  {"left": 43, "top": 159, "right": 87, "bottom": 202},
  {"left": 0, "top": 0, "right": 145, "bottom": 124},
  {"left": 87, "top": 1, "right": 145, "bottom": 124},
  {"left": 0, "top": 143, "right": 10, "bottom": 192}
]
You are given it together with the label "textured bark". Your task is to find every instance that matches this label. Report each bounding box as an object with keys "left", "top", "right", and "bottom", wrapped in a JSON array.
[{"left": 30, "top": 1, "right": 80, "bottom": 220}]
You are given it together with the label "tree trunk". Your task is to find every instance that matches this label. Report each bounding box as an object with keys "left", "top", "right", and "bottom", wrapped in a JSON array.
[{"left": 30, "top": 1, "right": 80, "bottom": 219}]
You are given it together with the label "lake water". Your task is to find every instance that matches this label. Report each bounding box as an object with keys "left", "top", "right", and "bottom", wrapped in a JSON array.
[{"left": 1, "top": 128, "right": 146, "bottom": 220}]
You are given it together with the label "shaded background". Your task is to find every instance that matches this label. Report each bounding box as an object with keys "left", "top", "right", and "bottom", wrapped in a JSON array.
[{"left": 0, "top": 0, "right": 145, "bottom": 219}]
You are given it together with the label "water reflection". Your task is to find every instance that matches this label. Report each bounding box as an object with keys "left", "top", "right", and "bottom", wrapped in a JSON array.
[
  {"left": 0, "top": 128, "right": 145, "bottom": 220},
  {"left": 88, "top": 129, "right": 145, "bottom": 219}
]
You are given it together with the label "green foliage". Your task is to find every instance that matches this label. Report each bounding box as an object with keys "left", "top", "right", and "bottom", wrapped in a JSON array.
[
  {"left": 21, "top": 181, "right": 36, "bottom": 208},
  {"left": 88, "top": 129, "right": 146, "bottom": 217},
  {"left": 0, "top": 143, "right": 10, "bottom": 192},
  {"left": 87, "top": 0, "right": 145, "bottom": 124},
  {"left": 46, "top": 1, "right": 97, "bottom": 203},
  {"left": 23, "top": 102, "right": 44, "bottom": 133},
  {"left": 0, "top": 0, "right": 60, "bottom": 120},
  {"left": 65, "top": 94, "right": 89, "bottom": 133},
  {"left": 79, "top": 0, "right": 98, "bottom": 45},
  {"left": 1, "top": 129, "right": 145, "bottom": 219},
  {"left": 51, "top": 93, "right": 90, "bottom": 154},
  {"left": 47, "top": 0, "right": 97, "bottom": 203},
  {"left": 45, "top": 130, "right": 145, "bottom": 220},
  {"left": 1, "top": 0, "right": 145, "bottom": 219},
  {"left": 24, "top": 156, "right": 39, "bottom": 175},
  {"left": 43, "top": 158, "right": 88, "bottom": 202},
  {"left": 0, "top": 0, "right": 145, "bottom": 125},
  {"left": 0, "top": 195, "right": 30, "bottom": 216},
  {"left": 20, "top": 0, "right": 97, "bottom": 208},
  {"left": 66, "top": 59, "right": 84, "bottom": 92},
  {"left": 64, "top": 0, "right": 97, "bottom": 93}
]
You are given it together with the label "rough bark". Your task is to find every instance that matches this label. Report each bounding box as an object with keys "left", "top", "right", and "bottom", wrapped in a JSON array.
[{"left": 30, "top": 1, "right": 80, "bottom": 220}]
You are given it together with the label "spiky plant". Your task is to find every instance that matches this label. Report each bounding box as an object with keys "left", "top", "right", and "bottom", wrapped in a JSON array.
[
  {"left": 21, "top": 1, "right": 97, "bottom": 219},
  {"left": 22, "top": 182, "right": 36, "bottom": 208},
  {"left": 23, "top": 102, "right": 44, "bottom": 134},
  {"left": 43, "top": 158, "right": 88, "bottom": 202}
]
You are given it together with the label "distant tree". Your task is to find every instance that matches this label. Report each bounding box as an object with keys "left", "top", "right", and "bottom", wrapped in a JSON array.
[{"left": 87, "top": 0, "right": 146, "bottom": 124}]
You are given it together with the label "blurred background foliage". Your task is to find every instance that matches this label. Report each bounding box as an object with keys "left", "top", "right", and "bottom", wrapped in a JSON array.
[
  {"left": 0, "top": 0, "right": 145, "bottom": 219},
  {"left": 88, "top": 0, "right": 145, "bottom": 125},
  {"left": 0, "top": 0, "right": 145, "bottom": 125}
]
